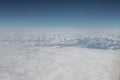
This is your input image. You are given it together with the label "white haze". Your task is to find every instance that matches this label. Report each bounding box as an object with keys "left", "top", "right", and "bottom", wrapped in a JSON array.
[{"left": 0, "top": 31, "right": 120, "bottom": 80}]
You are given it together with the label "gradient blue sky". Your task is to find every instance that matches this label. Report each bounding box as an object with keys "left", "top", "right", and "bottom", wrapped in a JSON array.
[{"left": 0, "top": 0, "right": 120, "bottom": 30}]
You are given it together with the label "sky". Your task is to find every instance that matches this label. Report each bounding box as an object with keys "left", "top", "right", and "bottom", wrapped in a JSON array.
[{"left": 0, "top": 0, "right": 120, "bottom": 30}]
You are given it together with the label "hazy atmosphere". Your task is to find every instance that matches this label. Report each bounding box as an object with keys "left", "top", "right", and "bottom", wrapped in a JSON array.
[{"left": 0, "top": 0, "right": 120, "bottom": 80}]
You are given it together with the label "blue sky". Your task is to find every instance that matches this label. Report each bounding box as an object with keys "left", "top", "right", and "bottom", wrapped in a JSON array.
[{"left": 0, "top": 0, "right": 120, "bottom": 30}]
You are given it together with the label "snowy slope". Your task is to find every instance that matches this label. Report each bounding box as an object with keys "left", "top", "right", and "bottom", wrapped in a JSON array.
[{"left": 0, "top": 32, "right": 120, "bottom": 80}]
